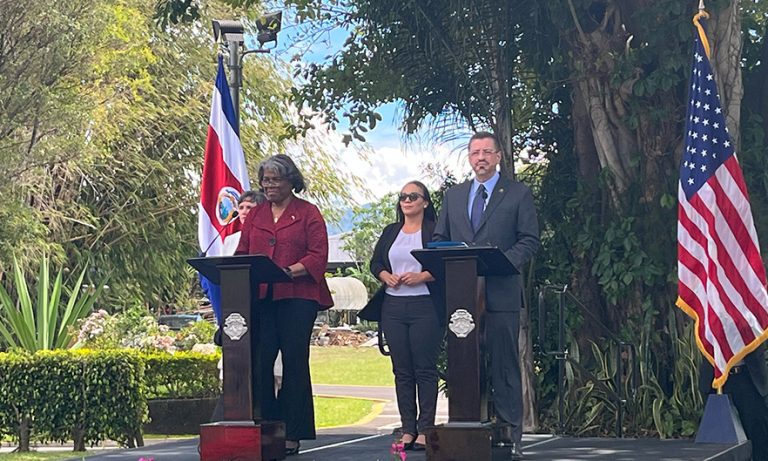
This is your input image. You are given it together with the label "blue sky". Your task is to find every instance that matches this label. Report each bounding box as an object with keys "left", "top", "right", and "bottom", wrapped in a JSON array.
[{"left": 264, "top": 13, "right": 472, "bottom": 201}]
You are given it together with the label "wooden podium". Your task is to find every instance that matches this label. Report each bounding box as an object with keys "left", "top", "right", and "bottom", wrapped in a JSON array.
[
  {"left": 412, "top": 246, "right": 518, "bottom": 461},
  {"left": 188, "top": 255, "right": 291, "bottom": 461}
]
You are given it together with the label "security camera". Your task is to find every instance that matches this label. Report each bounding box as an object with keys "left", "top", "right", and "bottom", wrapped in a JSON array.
[
  {"left": 212, "top": 19, "right": 245, "bottom": 43},
  {"left": 256, "top": 11, "right": 282, "bottom": 46}
]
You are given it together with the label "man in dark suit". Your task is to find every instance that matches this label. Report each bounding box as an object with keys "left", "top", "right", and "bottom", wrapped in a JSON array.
[
  {"left": 434, "top": 131, "right": 540, "bottom": 460},
  {"left": 699, "top": 344, "right": 768, "bottom": 460}
]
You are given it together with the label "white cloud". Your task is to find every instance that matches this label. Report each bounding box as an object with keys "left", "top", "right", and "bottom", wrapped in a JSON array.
[{"left": 337, "top": 142, "right": 472, "bottom": 200}]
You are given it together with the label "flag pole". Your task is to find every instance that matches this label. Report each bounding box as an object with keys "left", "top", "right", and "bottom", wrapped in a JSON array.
[{"left": 692, "top": 2, "right": 722, "bottom": 397}]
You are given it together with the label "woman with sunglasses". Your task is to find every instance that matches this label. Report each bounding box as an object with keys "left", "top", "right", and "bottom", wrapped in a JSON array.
[
  {"left": 236, "top": 154, "right": 333, "bottom": 457},
  {"left": 361, "top": 180, "right": 443, "bottom": 451}
]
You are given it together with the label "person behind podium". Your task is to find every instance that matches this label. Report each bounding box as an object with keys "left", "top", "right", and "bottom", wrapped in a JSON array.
[
  {"left": 433, "top": 131, "right": 539, "bottom": 460},
  {"left": 698, "top": 343, "right": 768, "bottom": 460},
  {"left": 236, "top": 154, "right": 333, "bottom": 457},
  {"left": 237, "top": 190, "right": 265, "bottom": 224},
  {"left": 362, "top": 180, "right": 442, "bottom": 451},
  {"left": 204, "top": 189, "right": 265, "bottom": 344}
]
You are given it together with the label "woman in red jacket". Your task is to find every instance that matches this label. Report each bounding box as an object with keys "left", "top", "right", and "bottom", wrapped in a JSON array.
[{"left": 236, "top": 154, "right": 332, "bottom": 456}]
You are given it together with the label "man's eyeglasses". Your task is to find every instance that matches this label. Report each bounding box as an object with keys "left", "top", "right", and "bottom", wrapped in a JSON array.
[
  {"left": 260, "top": 176, "right": 285, "bottom": 186},
  {"left": 469, "top": 149, "right": 499, "bottom": 157},
  {"left": 398, "top": 192, "right": 424, "bottom": 202}
]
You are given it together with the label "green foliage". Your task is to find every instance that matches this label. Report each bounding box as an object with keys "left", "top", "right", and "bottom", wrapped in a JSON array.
[
  {"left": 1, "top": 0, "right": 359, "bottom": 313},
  {"left": 0, "top": 256, "right": 107, "bottom": 351},
  {"left": 175, "top": 320, "right": 217, "bottom": 351},
  {"left": 142, "top": 351, "right": 221, "bottom": 399},
  {"left": 0, "top": 350, "right": 147, "bottom": 451},
  {"left": 537, "top": 311, "right": 703, "bottom": 438},
  {"left": 341, "top": 193, "right": 397, "bottom": 272},
  {"left": 125, "top": 0, "right": 768, "bottom": 440},
  {"left": 0, "top": 348, "right": 219, "bottom": 451},
  {"left": 587, "top": 217, "right": 664, "bottom": 305},
  {"left": 76, "top": 307, "right": 216, "bottom": 353},
  {"left": 285, "top": 0, "right": 534, "bottom": 147}
]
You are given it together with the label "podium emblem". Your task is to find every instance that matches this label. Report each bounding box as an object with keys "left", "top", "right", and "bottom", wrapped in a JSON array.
[
  {"left": 448, "top": 309, "right": 475, "bottom": 338},
  {"left": 224, "top": 313, "right": 248, "bottom": 341}
]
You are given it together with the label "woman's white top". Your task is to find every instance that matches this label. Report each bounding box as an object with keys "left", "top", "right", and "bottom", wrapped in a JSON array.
[{"left": 385, "top": 229, "right": 430, "bottom": 297}]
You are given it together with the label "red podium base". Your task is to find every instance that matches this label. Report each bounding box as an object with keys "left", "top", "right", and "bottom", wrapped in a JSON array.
[{"left": 200, "top": 420, "right": 286, "bottom": 461}]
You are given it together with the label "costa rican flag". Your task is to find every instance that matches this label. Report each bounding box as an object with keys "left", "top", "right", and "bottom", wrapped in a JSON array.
[
  {"left": 676, "top": 17, "right": 768, "bottom": 389},
  {"left": 198, "top": 56, "right": 249, "bottom": 324},
  {"left": 198, "top": 56, "right": 250, "bottom": 257}
]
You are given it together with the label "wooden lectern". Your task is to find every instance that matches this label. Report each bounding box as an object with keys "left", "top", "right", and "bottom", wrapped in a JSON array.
[
  {"left": 412, "top": 246, "right": 518, "bottom": 461},
  {"left": 188, "top": 255, "right": 291, "bottom": 461}
]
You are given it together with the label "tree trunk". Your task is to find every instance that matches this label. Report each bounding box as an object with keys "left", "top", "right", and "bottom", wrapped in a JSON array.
[
  {"left": 708, "top": 1, "right": 743, "bottom": 151},
  {"left": 18, "top": 417, "right": 30, "bottom": 452},
  {"left": 72, "top": 426, "right": 86, "bottom": 452},
  {"left": 519, "top": 262, "right": 538, "bottom": 432},
  {"left": 488, "top": 19, "right": 539, "bottom": 428}
]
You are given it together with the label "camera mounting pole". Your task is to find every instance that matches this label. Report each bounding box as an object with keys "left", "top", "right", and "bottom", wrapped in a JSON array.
[{"left": 212, "top": 13, "right": 282, "bottom": 132}]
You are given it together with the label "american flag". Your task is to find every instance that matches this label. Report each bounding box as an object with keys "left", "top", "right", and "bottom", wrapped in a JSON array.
[{"left": 677, "top": 24, "right": 768, "bottom": 389}]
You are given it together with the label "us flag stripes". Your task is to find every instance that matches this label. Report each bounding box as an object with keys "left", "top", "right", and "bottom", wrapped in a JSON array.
[{"left": 676, "top": 16, "right": 768, "bottom": 389}]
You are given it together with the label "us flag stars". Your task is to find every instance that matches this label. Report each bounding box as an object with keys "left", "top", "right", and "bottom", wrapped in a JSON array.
[{"left": 680, "top": 48, "right": 734, "bottom": 196}]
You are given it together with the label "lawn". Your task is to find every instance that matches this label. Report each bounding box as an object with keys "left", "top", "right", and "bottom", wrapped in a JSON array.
[
  {"left": 0, "top": 452, "right": 86, "bottom": 461},
  {"left": 315, "top": 396, "right": 379, "bottom": 428},
  {"left": 310, "top": 346, "right": 393, "bottom": 386}
]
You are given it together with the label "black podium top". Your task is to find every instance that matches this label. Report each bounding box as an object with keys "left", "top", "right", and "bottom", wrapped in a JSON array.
[
  {"left": 187, "top": 254, "right": 292, "bottom": 284},
  {"left": 412, "top": 246, "right": 519, "bottom": 277}
]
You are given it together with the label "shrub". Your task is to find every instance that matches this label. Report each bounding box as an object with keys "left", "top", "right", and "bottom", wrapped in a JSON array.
[
  {"left": 76, "top": 308, "right": 215, "bottom": 353},
  {"left": 0, "top": 255, "right": 107, "bottom": 351},
  {"left": 142, "top": 351, "right": 220, "bottom": 399},
  {"left": 0, "top": 349, "right": 146, "bottom": 451},
  {"left": 175, "top": 321, "right": 217, "bottom": 351}
]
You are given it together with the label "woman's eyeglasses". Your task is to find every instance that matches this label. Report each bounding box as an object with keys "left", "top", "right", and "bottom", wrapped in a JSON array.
[
  {"left": 398, "top": 192, "right": 424, "bottom": 202},
  {"left": 260, "top": 176, "right": 285, "bottom": 186}
]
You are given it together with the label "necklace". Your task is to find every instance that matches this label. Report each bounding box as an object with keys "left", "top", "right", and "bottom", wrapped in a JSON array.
[{"left": 272, "top": 207, "right": 285, "bottom": 223}]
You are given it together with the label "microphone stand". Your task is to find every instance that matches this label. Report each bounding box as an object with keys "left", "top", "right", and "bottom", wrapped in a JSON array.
[{"left": 201, "top": 211, "right": 239, "bottom": 257}]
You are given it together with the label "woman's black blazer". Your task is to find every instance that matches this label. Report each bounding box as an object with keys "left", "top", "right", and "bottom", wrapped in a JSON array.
[{"left": 358, "top": 220, "right": 444, "bottom": 323}]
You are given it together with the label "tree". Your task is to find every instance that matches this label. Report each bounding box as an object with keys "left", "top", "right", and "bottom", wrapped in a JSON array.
[
  {"left": 1, "top": 0, "right": 360, "bottom": 311},
  {"left": 152, "top": 0, "right": 768, "bottom": 436},
  {"left": 283, "top": 0, "right": 759, "bottom": 436}
]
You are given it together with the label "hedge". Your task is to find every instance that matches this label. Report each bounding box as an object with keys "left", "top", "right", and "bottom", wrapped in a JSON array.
[
  {"left": 0, "top": 348, "right": 220, "bottom": 451},
  {"left": 143, "top": 351, "right": 220, "bottom": 399}
]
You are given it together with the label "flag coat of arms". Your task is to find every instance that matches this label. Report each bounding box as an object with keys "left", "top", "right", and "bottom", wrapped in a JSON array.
[
  {"left": 198, "top": 56, "right": 250, "bottom": 324},
  {"left": 676, "top": 16, "right": 768, "bottom": 389}
]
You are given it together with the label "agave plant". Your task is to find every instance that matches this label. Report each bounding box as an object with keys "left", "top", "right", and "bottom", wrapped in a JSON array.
[{"left": 0, "top": 256, "right": 107, "bottom": 351}]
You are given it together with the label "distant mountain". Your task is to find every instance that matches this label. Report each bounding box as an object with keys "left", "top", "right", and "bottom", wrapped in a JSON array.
[{"left": 326, "top": 206, "right": 357, "bottom": 234}]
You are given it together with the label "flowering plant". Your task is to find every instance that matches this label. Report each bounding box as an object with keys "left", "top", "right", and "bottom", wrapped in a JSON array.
[
  {"left": 390, "top": 440, "right": 407, "bottom": 461},
  {"left": 75, "top": 305, "right": 215, "bottom": 353}
]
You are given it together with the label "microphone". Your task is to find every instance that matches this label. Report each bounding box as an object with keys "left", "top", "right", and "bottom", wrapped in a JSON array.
[
  {"left": 482, "top": 190, "right": 488, "bottom": 200},
  {"left": 201, "top": 211, "right": 238, "bottom": 256}
]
